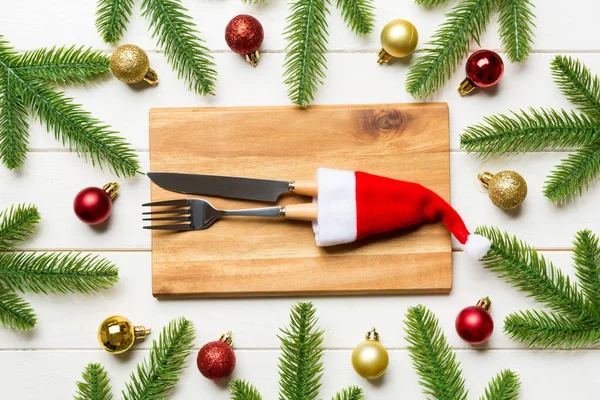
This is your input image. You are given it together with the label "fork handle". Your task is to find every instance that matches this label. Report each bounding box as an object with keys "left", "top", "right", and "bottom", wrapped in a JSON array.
[{"left": 282, "top": 203, "right": 318, "bottom": 221}]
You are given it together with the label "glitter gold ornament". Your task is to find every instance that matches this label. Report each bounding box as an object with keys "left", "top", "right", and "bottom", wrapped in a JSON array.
[
  {"left": 351, "top": 327, "right": 389, "bottom": 380},
  {"left": 377, "top": 19, "right": 418, "bottom": 63},
  {"left": 110, "top": 44, "right": 158, "bottom": 85},
  {"left": 98, "top": 315, "right": 151, "bottom": 354},
  {"left": 479, "top": 171, "right": 527, "bottom": 209}
]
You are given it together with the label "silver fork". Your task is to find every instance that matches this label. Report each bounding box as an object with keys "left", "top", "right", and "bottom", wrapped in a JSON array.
[{"left": 142, "top": 199, "right": 317, "bottom": 231}]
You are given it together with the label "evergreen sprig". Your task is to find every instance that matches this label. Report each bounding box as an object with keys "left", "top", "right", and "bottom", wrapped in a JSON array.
[
  {"left": 0, "top": 286, "right": 36, "bottom": 331},
  {"left": 461, "top": 56, "right": 600, "bottom": 204},
  {"left": 331, "top": 386, "right": 364, "bottom": 400},
  {"left": 335, "top": 0, "right": 375, "bottom": 36},
  {"left": 74, "top": 363, "right": 113, "bottom": 400},
  {"left": 0, "top": 204, "right": 40, "bottom": 250},
  {"left": 405, "top": 305, "right": 520, "bottom": 400},
  {"left": 0, "top": 69, "right": 30, "bottom": 169},
  {"left": 416, "top": 0, "right": 450, "bottom": 7},
  {"left": 476, "top": 226, "right": 600, "bottom": 348},
  {"left": 497, "top": 0, "right": 535, "bottom": 63},
  {"left": 96, "top": 0, "right": 136, "bottom": 44},
  {"left": 230, "top": 380, "right": 263, "bottom": 400},
  {"left": 123, "top": 317, "right": 195, "bottom": 400}
]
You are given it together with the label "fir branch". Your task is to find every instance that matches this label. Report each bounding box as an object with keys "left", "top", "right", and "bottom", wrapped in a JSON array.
[
  {"left": 141, "top": 0, "right": 217, "bottom": 95},
  {"left": 543, "top": 143, "right": 600, "bottom": 204},
  {"left": 406, "top": 0, "right": 496, "bottom": 99},
  {"left": 0, "top": 286, "right": 36, "bottom": 331},
  {"left": 10, "top": 71, "right": 139, "bottom": 177},
  {"left": 335, "top": 0, "right": 375, "bottom": 36},
  {"left": 504, "top": 309, "right": 600, "bottom": 348},
  {"left": 460, "top": 108, "right": 600, "bottom": 158},
  {"left": 278, "top": 302, "right": 324, "bottom": 400},
  {"left": 96, "top": 0, "right": 135, "bottom": 44},
  {"left": 331, "top": 386, "right": 363, "bottom": 400},
  {"left": 497, "top": 0, "right": 535, "bottom": 63},
  {"left": 123, "top": 317, "right": 195, "bottom": 400},
  {"left": 573, "top": 230, "right": 600, "bottom": 311},
  {"left": 75, "top": 363, "right": 114, "bottom": 400},
  {"left": 475, "top": 226, "right": 599, "bottom": 322},
  {"left": 479, "top": 369, "right": 520, "bottom": 400},
  {"left": 230, "top": 380, "right": 262, "bottom": 400},
  {"left": 0, "top": 69, "right": 30, "bottom": 169},
  {"left": 0, "top": 252, "right": 119, "bottom": 295},
  {"left": 0, "top": 204, "right": 40, "bottom": 250},
  {"left": 11, "top": 46, "right": 110, "bottom": 85},
  {"left": 282, "top": 0, "right": 330, "bottom": 107},
  {"left": 552, "top": 55, "right": 600, "bottom": 122},
  {"left": 415, "top": 0, "right": 450, "bottom": 7},
  {"left": 405, "top": 305, "right": 467, "bottom": 400}
]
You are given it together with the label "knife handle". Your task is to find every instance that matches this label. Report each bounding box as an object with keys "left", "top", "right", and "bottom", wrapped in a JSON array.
[
  {"left": 283, "top": 203, "right": 318, "bottom": 221},
  {"left": 292, "top": 180, "right": 318, "bottom": 197}
]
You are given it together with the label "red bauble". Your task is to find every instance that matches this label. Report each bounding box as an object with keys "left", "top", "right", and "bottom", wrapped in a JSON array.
[
  {"left": 197, "top": 332, "right": 236, "bottom": 381},
  {"left": 455, "top": 297, "right": 494, "bottom": 345},
  {"left": 458, "top": 50, "right": 504, "bottom": 95},
  {"left": 73, "top": 183, "right": 118, "bottom": 225},
  {"left": 225, "top": 14, "right": 264, "bottom": 66}
]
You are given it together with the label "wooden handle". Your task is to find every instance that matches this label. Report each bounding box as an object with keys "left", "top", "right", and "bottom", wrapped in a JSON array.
[
  {"left": 284, "top": 203, "right": 318, "bottom": 221},
  {"left": 293, "top": 180, "right": 318, "bottom": 197}
]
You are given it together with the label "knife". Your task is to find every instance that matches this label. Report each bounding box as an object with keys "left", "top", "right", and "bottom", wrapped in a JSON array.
[{"left": 147, "top": 172, "right": 318, "bottom": 202}]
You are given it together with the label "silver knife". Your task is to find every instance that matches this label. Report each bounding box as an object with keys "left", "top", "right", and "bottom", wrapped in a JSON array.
[{"left": 147, "top": 172, "right": 318, "bottom": 202}]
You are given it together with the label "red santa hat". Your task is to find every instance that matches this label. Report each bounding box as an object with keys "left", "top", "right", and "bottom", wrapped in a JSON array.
[{"left": 312, "top": 168, "right": 492, "bottom": 260}]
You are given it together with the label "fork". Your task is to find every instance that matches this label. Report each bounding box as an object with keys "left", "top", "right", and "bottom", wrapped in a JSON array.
[{"left": 142, "top": 199, "right": 318, "bottom": 230}]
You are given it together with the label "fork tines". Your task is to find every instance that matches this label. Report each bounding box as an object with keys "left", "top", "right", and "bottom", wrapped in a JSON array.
[{"left": 142, "top": 199, "right": 192, "bottom": 231}]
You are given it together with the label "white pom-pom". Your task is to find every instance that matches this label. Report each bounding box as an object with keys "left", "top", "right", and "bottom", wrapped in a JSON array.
[{"left": 464, "top": 234, "right": 492, "bottom": 260}]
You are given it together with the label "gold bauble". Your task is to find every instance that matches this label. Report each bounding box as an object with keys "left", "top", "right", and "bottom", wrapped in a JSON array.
[
  {"left": 351, "top": 328, "right": 389, "bottom": 380},
  {"left": 377, "top": 19, "right": 418, "bottom": 63},
  {"left": 479, "top": 171, "right": 528, "bottom": 209},
  {"left": 98, "top": 315, "right": 151, "bottom": 354},
  {"left": 110, "top": 44, "right": 158, "bottom": 85}
]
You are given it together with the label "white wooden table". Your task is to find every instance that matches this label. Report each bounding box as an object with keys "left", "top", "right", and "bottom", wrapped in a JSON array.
[{"left": 1, "top": 0, "right": 599, "bottom": 398}]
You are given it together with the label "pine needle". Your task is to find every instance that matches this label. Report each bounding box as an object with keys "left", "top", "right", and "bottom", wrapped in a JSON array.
[
  {"left": 479, "top": 369, "right": 520, "bottom": 400},
  {"left": 141, "top": 0, "right": 217, "bottom": 95},
  {"left": 552, "top": 55, "right": 600, "bottom": 122},
  {"left": 406, "top": 0, "right": 496, "bottom": 99},
  {"left": 331, "top": 386, "right": 363, "bottom": 400},
  {"left": 497, "top": 0, "right": 535, "bottom": 63},
  {"left": 75, "top": 363, "right": 114, "bottom": 400},
  {"left": 0, "top": 252, "right": 119, "bottom": 295},
  {"left": 415, "top": 0, "right": 450, "bottom": 6},
  {"left": 0, "top": 70, "right": 30, "bottom": 169},
  {"left": 335, "top": 0, "right": 375, "bottom": 36},
  {"left": 0, "top": 204, "right": 40, "bottom": 250},
  {"left": 230, "top": 380, "right": 263, "bottom": 400},
  {"left": 405, "top": 305, "right": 467, "bottom": 400},
  {"left": 0, "top": 286, "right": 36, "bottom": 331},
  {"left": 123, "top": 317, "right": 195, "bottom": 400},
  {"left": 11, "top": 46, "right": 110, "bottom": 85},
  {"left": 277, "top": 302, "right": 324, "bottom": 400},
  {"left": 95, "top": 0, "right": 135, "bottom": 44},
  {"left": 573, "top": 230, "right": 600, "bottom": 311},
  {"left": 282, "top": 0, "right": 330, "bottom": 107}
]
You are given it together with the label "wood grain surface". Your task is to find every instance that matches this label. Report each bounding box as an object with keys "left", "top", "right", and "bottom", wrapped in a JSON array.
[{"left": 149, "top": 103, "right": 451, "bottom": 296}]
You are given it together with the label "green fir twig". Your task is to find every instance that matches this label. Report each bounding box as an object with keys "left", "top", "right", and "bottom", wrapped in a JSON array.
[
  {"left": 74, "top": 363, "right": 114, "bottom": 400},
  {"left": 96, "top": 0, "right": 136, "bottom": 44},
  {"left": 0, "top": 286, "right": 36, "bottom": 331},
  {"left": 552, "top": 55, "right": 600, "bottom": 122},
  {"left": 479, "top": 369, "right": 521, "bottom": 400},
  {"left": 0, "top": 204, "right": 40, "bottom": 250},
  {"left": 497, "top": 0, "right": 535, "bottom": 63},
  {"left": 331, "top": 386, "right": 364, "bottom": 400},
  {"left": 230, "top": 380, "right": 263, "bottom": 400},
  {"left": 415, "top": 0, "right": 450, "bottom": 7},
  {"left": 335, "top": 0, "right": 375, "bottom": 36},
  {"left": 0, "top": 69, "right": 30, "bottom": 169}
]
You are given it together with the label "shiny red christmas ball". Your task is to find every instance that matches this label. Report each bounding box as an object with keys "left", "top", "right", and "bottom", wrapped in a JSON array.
[
  {"left": 197, "top": 338, "right": 236, "bottom": 381},
  {"left": 465, "top": 50, "right": 504, "bottom": 88},
  {"left": 225, "top": 14, "right": 264, "bottom": 55},
  {"left": 455, "top": 298, "right": 494, "bottom": 345},
  {"left": 73, "top": 186, "right": 113, "bottom": 225}
]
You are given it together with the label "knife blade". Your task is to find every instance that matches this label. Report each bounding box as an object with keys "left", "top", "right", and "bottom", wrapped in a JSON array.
[{"left": 147, "top": 172, "right": 318, "bottom": 202}]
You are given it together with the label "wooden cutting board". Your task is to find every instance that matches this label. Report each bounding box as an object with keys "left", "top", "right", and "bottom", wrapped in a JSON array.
[{"left": 149, "top": 103, "right": 451, "bottom": 297}]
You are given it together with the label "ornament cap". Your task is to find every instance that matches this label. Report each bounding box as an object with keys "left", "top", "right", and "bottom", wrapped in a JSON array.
[
  {"left": 245, "top": 51, "right": 260, "bottom": 67},
  {"left": 102, "top": 182, "right": 119, "bottom": 200},
  {"left": 458, "top": 78, "right": 476, "bottom": 96},
  {"left": 478, "top": 172, "right": 494, "bottom": 188},
  {"left": 143, "top": 68, "right": 159, "bottom": 85},
  {"left": 134, "top": 325, "right": 151, "bottom": 340},
  {"left": 476, "top": 297, "right": 492, "bottom": 312},
  {"left": 365, "top": 327, "right": 380, "bottom": 341},
  {"left": 377, "top": 49, "right": 392, "bottom": 64},
  {"left": 219, "top": 331, "right": 233, "bottom": 346}
]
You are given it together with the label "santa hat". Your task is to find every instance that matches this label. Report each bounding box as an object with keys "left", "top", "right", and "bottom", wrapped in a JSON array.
[{"left": 312, "top": 168, "right": 492, "bottom": 260}]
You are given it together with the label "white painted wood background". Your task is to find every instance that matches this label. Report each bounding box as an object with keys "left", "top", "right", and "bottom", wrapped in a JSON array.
[{"left": 1, "top": 0, "right": 599, "bottom": 398}]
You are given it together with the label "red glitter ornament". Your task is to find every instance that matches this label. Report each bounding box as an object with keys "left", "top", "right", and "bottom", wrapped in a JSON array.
[
  {"left": 458, "top": 50, "right": 504, "bottom": 96},
  {"left": 73, "top": 183, "right": 118, "bottom": 225},
  {"left": 197, "top": 331, "right": 236, "bottom": 381},
  {"left": 455, "top": 297, "right": 494, "bottom": 345},
  {"left": 225, "top": 14, "right": 264, "bottom": 66}
]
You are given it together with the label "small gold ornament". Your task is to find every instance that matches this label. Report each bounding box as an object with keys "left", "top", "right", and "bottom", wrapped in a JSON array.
[
  {"left": 351, "top": 327, "right": 389, "bottom": 379},
  {"left": 98, "top": 315, "right": 151, "bottom": 354},
  {"left": 110, "top": 44, "right": 158, "bottom": 85},
  {"left": 478, "top": 171, "right": 528, "bottom": 209},
  {"left": 377, "top": 19, "right": 419, "bottom": 63}
]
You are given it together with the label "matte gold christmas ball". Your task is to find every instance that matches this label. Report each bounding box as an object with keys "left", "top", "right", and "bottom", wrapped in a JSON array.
[
  {"left": 479, "top": 171, "right": 528, "bottom": 209},
  {"left": 110, "top": 44, "right": 158, "bottom": 85},
  {"left": 98, "top": 315, "right": 151, "bottom": 354},
  {"left": 377, "top": 19, "right": 418, "bottom": 63},
  {"left": 351, "top": 328, "right": 389, "bottom": 379}
]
